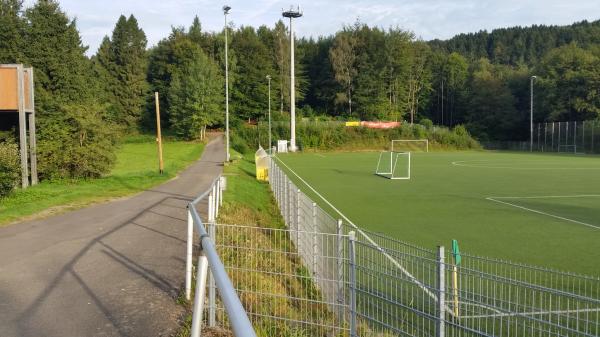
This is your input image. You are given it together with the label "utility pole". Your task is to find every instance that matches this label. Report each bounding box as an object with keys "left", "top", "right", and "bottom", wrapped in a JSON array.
[
  {"left": 223, "top": 5, "right": 231, "bottom": 161},
  {"left": 155, "top": 92, "right": 164, "bottom": 174},
  {"left": 530, "top": 76, "right": 537, "bottom": 152},
  {"left": 266, "top": 74, "right": 272, "bottom": 155},
  {"left": 282, "top": 6, "right": 302, "bottom": 152}
]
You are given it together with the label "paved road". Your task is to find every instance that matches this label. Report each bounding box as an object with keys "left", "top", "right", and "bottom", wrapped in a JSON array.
[{"left": 0, "top": 136, "right": 225, "bottom": 337}]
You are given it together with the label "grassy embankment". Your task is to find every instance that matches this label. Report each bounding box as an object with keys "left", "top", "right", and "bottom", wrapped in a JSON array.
[
  {"left": 233, "top": 122, "right": 481, "bottom": 153},
  {"left": 0, "top": 135, "right": 204, "bottom": 226}
]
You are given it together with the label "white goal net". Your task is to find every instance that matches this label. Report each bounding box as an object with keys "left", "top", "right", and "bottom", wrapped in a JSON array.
[
  {"left": 375, "top": 151, "right": 411, "bottom": 180},
  {"left": 391, "top": 139, "right": 429, "bottom": 153}
]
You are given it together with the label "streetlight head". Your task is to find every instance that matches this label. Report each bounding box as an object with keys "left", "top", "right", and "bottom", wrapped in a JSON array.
[
  {"left": 266, "top": 75, "right": 271, "bottom": 80},
  {"left": 282, "top": 5, "right": 303, "bottom": 18},
  {"left": 223, "top": 5, "right": 231, "bottom": 14},
  {"left": 531, "top": 75, "right": 537, "bottom": 79}
]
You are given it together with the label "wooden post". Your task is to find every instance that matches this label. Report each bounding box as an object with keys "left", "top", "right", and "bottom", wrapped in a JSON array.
[
  {"left": 17, "top": 65, "right": 29, "bottom": 188},
  {"left": 154, "top": 92, "right": 164, "bottom": 174},
  {"left": 26, "top": 68, "right": 38, "bottom": 185}
]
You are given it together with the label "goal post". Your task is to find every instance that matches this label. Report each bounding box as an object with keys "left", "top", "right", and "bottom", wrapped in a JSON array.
[
  {"left": 391, "top": 139, "right": 429, "bottom": 153},
  {"left": 375, "top": 151, "right": 411, "bottom": 180}
]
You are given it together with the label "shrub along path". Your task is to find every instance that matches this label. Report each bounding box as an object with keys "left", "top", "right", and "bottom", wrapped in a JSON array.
[{"left": 0, "top": 136, "right": 225, "bottom": 337}]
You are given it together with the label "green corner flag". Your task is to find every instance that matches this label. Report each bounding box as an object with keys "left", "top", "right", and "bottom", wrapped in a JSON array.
[{"left": 452, "top": 239, "right": 461, "bottom": 266}]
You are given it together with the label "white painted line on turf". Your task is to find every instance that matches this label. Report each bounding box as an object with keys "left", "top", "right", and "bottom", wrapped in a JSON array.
[
  {"left": 452, "top": 160, "right": 600, "bottom": 170},
  {"left": 486, "top": 196, "right": 600, "bottom": 230},
  {"left": 273, "top": 156, "right": 458, "bottom": 318},
  {"left": 492, "top": 194, "right": 600, "bottom": 200},
  {"left": 315, "top": 153, "right": 326, "bottom": 158}
]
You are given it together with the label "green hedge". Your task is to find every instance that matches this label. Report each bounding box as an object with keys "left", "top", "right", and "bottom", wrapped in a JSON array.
[
  {"left": 233, "top": 121, "right": 481, "bottom": 152},
  {"left": 0, "top": 141, "right": 20, "bottom": 198}
]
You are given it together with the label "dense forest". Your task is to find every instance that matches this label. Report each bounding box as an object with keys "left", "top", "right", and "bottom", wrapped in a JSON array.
[{"left": 1, "top": 0, "right": 599, "bottom": 183}]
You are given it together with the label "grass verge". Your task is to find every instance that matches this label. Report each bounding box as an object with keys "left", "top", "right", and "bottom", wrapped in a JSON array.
[{"left": 0, "top": 135, "right": 204, "bottom": 226}]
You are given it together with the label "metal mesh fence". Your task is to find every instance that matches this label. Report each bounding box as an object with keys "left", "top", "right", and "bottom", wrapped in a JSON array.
[
  {"left": 262, "top": 158, "right": 600, "bottom": 337},
  {"left": 212, "top": 223, "right": 350, "bottom": 336},
  {"left": 482, "top": 120, "right": 600, "bottom": 154}
]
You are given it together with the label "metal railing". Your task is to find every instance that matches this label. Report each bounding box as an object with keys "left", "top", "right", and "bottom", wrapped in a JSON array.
[
  {"left": 185, "top": 175, "right": 257, "bottom": 337},
  {"left": 213, "top": 223, "right": 357, "bottom": 336},
  {"left": 268, "top": 156, "right": 600, "bottom": 337}
]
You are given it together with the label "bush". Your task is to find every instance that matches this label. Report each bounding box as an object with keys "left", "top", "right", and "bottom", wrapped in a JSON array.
[
  {"left": 420, "top": 118, "right": 433, "bottom": 130},
  {"left": 37, "top": 104, "right": 118, "bottom": 179},
  {"left": 0, "top": 141, "right": 20, "bottom": 197},
  {"left": 231, "top": 132, "right": 249, "bottom": 154}
]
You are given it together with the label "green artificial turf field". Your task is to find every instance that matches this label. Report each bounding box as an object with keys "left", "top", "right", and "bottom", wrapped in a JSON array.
[{"left": 277, "top": 151, "right": 600, "bottom": 276}]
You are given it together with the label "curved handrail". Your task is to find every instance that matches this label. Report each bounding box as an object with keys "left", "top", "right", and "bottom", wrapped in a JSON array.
[{"left": 186, "top": 175, "right": 257, "bottom": 337}]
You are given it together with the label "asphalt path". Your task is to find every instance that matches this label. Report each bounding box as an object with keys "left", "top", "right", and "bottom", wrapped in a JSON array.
[{"left": 0, "top": 136, "right": 225, "bottom": 337}]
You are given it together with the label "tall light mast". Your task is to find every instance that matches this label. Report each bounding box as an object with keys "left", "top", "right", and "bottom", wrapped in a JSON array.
[{"left": 282, "top": 6, "right": 302, "bottom": 152}]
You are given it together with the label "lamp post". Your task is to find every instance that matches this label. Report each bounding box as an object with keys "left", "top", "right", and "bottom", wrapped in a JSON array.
[
  {"left": 266, "top": 75, "right": 272, "bottom": 155},
  {"left": 530, "top": 75, "right": 537, "bottom": 152},
  {"left": 282, "top": 6, "right": 302, "bottom": 152},
  {"left": 223, "top": 5, "right": 231, "bottom": 161}
]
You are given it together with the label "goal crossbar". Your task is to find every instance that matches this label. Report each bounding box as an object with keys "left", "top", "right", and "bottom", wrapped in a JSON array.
[{"left": 391, "top": 139, "right": 429, "bottom": 153}]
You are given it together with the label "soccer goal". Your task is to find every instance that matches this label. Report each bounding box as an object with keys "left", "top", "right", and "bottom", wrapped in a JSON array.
[
  {"left": 558, "top": 144, "right": 577, "bottom": 153},
  {"left": 391, "top": 139, "right": 429, "bottom": 153},
  {"left": 375, "top": 151, "right": 411, "bottom": 180}
]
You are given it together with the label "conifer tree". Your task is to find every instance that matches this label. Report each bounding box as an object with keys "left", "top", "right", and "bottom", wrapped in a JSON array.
[
  {"left": 24, "top": 0, "right": 116, "bottom": 179},
  {"left": 0, "top": 0, "right": 25, "bottom": 63},
  {"left": 97, "top": 14, "right": 148, "bottom": 129}
]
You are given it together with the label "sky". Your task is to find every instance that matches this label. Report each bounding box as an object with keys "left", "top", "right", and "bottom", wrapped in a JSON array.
[{"left": 23, "top": 0, "right": 600, "bottom": 56}]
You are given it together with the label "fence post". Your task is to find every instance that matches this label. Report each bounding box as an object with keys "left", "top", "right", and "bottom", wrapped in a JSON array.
[
  {"left": 552, "top": 122, "right": 555, "bottom": 151},
  {"left": 592, "top": 122, "right": 595, "bottom": 153},
  {"left": 348, "top": 231, "right": 357, "bottom": 337},
  {"left": 208, "top": 194, "right": 216, "bottom": 327},
  {"left": 186, "top": 207, "right": 194, "bottom": 300},
  {"left": 337, "top": 219, "right": 344, "bottom": 324},
  {"left": 219, "top": 177, "right": 223, "bottom": 207},
  {"left": 538, "top": 123, "right": 542, "bottom": 151},
  {"left": 284, "top": 177, "right": 289, "bottom": 227},
  {"left": 297, "top": 189, "right": 301, "bottom": 245},
  {"left": 582, "top": 121, "right": 586, "bottom": 153},
  {"left": 288, "top": 180, "right": 293, "bottom": 229},
  {"left": 559, "top": 122, "right": 562, "bottom": 151},
  {"left": 190, "top": 253, "right": 209, "bottom": 337},
  {"left": 544, "top": 123, "right": 548, "bottom": 152},
  {"left": 312, "top": 202, "right": 318, "bottom": 276},
  {"left": 213, "top": 183, "right": 218, "bottom": 218},
  {"left": 437, "top": 246, "right": 446, "bottom": 337}
]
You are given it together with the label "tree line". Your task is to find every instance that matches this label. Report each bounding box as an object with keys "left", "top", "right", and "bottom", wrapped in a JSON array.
[{"left": 1, "top": 0, "right": 599, "bottom": 183}]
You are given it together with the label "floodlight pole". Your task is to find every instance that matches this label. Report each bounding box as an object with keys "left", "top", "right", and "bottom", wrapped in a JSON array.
[
  {"left": 267, "top": 75, "right": 272, "bottom": 155},
  {"left": 223, "top": 5, "right": 231, "bottom": 161},
  {"left": 530, "top": 75, "right": 537, "bottom": 152},
  {"left": 283, "top": 7, "right": 302, "bottom": 152}
]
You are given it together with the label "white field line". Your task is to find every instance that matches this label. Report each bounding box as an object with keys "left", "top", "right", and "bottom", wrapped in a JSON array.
[
  {"left": 492, "top": 194, "right": 600, "bottom": 199},
  {"left": 273, "top": 156, "right": 457, "bottom": 318},
  {"left": 315, "top": 154, "right": 326, "bottom": 158},
  {"left": 452, "top": 160, "right": 600, "bottom": 170},
  {"left": 486, "top": 196, "right": 600, "bottom": 230},
  {"left": 461, "top": 307, "right": 600, "bottom": 319}
]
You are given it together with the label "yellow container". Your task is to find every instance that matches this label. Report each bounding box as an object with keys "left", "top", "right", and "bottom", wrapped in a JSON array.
[
  {"left": 255, "top": 147, "right": 270, "bottom": 181},
  {"left": 345, "top": 121, "right": 361, "bottom": 127}
]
